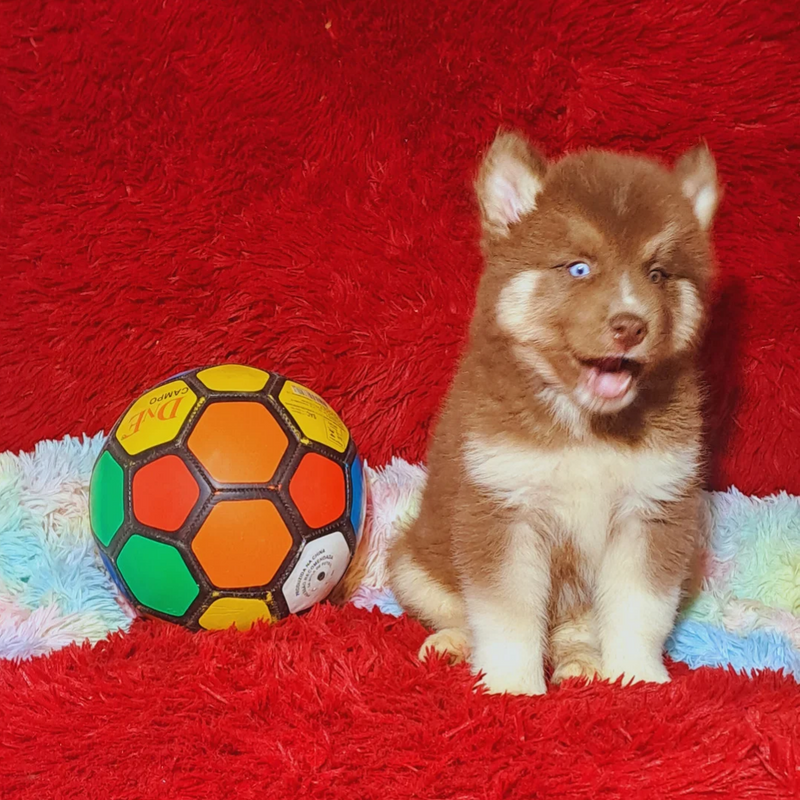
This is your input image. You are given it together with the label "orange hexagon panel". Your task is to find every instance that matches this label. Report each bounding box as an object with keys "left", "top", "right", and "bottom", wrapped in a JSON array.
[
  {"left": 191, "top": 499, "right": 293, "bottom": 588},
  {"left": 289, "top": 453, "right": 346, "bottom": 529},
  {"left": 132, "top": 455, "right": 200, "bottom": 532},
  {"left": 187, "top": 401, "right": 287, "bottom": 484}
]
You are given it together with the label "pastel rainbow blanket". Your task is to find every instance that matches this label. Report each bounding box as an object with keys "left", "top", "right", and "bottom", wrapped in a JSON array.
[{"left": 1, "top": 434, "right": 798, "bottom": 680}]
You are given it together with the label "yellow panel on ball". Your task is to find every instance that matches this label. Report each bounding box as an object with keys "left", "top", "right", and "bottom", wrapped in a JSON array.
[
  {"left": 115, "top": 380, "right": 198, "bottom": 455},
  {"left": 198, "top": 596, "right": 274, "bottom": 631},
  {"left": 278, "top": 380, "right": 349, "bottom": 453},
  {"left": 197, "top": 364, "right": 269, "bottom": 393}
]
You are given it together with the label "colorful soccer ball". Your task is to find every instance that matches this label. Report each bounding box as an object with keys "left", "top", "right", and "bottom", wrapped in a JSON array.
[{"left": 89, "top": 364, "right": 365, "bottom": 631}]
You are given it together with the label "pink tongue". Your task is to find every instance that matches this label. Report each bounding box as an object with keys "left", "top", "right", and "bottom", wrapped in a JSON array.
[{"left": 586, "top": 367, "right": 632, "bottom": 399}]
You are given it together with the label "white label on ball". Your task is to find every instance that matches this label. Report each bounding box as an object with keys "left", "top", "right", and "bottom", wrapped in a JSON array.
[{"left": 282, "top": 531, "right": 351, "bottom": 614}]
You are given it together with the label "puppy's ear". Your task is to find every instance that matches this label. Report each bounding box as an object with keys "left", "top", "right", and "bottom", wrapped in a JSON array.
[
  {"left": 674, "top": 142, "right": 721, "bottom": 231},
  {"left": 476, "top": 131, "right": 547, "bottom": 237}
]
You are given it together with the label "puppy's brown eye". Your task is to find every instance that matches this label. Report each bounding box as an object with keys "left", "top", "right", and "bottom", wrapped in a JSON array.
[{"left": 649, "top": 268, "right": 668, "bottom": 284}]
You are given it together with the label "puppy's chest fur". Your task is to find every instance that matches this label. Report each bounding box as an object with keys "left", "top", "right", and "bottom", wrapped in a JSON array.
[{"left": 463, "top": 434, "right": 698, "bottom": 561}]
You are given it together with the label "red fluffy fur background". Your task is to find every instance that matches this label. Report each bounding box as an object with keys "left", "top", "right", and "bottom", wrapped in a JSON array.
[
  {"left": 2, "top": 0, "right": 799, "bottom": 496},
  {"left": 1, "top": 0, "right": 799, "bottom": 797}
]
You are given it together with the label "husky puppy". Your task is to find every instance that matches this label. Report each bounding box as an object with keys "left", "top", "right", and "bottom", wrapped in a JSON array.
[{"left": 388, "top": 131, "right": 719, "bottom": 695}]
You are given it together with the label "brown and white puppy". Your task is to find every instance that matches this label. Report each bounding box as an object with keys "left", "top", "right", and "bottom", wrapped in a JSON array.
[{"left": 387, "top": 131, "right": 720, "bottom": 695}]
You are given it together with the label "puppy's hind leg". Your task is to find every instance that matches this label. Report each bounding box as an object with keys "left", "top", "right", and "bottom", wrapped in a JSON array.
[
  {"left": 550, "top": 605, "right": 602, "bottom": 684},
  {"left": 387, "top": 540, "right": 469, "bottom": 663}
]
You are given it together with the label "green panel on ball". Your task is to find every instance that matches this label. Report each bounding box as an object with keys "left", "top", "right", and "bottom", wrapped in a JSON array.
[
  {"left": 90, "top": 450, "right": 125, "bottom": 546},
  {"left": 116, "top": 535, "right": 200, "bottom": 616}
]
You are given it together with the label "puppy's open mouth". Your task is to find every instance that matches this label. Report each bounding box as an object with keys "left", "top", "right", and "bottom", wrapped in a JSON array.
[{"left": 578, "top": 357, "right": 642, "bottom": 401}]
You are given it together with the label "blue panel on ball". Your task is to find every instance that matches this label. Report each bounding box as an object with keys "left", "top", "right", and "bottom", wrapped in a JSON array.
[
  {"left": 100, "top": 551, "right": 134, "bottom": 604},
  {"left": 350, "top": 456, "right": 365, "bottom": 541}
]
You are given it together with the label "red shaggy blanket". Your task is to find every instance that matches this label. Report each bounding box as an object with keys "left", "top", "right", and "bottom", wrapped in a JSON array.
[
  {"left": 1, "top": 0, "right": 800, "bottom": 797},
  {"left": 1, "top": 0, "right": 799, "bottom": 496},
  {"left": 2, "top": 607, "right": 799, "bottom": 800}
]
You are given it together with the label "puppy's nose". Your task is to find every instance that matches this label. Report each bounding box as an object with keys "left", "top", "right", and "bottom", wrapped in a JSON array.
[{"left": 610, "top": 313, "right": 648, "bottom": 349}]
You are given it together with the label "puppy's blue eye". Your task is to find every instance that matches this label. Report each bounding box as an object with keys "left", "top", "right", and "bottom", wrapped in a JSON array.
[{"left": 568, "top": 262, "right": 591, "bottom": 278}]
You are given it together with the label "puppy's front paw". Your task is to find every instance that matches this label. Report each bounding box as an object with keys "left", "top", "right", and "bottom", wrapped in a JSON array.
[
  {"left": 603, "top": 659, "right": 670, "bottom": 686},
  {"left": 475, "top": 666, "right": 547, "bottom": 696}
]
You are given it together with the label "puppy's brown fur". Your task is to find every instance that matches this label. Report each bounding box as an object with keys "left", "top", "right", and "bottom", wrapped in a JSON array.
[{"left": 388, "top": 131, "right": 719, "bottom": 694}]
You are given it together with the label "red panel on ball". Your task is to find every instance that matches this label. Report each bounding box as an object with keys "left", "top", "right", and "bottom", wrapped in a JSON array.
[
  {"left": 132, "top": 455, "right": 200, "bottom": 532},
  {"left": 289, "top": 453, "right": 346, "bottom": 529}
]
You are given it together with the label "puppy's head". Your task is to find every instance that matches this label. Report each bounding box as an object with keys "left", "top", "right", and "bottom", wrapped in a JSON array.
[{"left": 475, "top": 131, "right": 719, "bottom": 415}]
